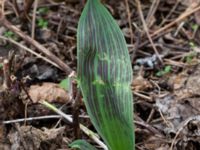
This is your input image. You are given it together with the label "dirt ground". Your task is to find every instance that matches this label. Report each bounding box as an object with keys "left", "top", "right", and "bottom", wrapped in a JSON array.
[{"left": 0, "top": 0, "right": 200, "bottom": 150}]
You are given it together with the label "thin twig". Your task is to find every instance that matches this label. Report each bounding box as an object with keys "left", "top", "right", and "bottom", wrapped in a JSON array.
[
  {"left": 0, "top": 0, "right": 5, "bottom": 18},
  {"left": 22, "top": 0, "right": 34, "bottom": 20},
  {"left": 135, "top": 115, "right": 163, "bottom": 136},
  {"left": 170, "top": 115, "right": 200, "bottom": 150},
  {"left": 133, "top": 91, "right": 152, "bottom": 102},
  {"left": 159, "top": 0, "right": 181, "bottom": 27},
  {"left": 0, "top": 18, "right": 73, "bottom": 74},
  {"left": 31, "top": 0, "right": 39, "bottom": 39},
  {"left": 135, "top": 0, "right": 163, "bottom": 63},
  {"left": 3, "top": 115, "right": 60, "bottom": 124},
  {"left": 125, "top": 0, "right": 134, "bottom": 44},
  {"left": 3, "top": 59, "right": 11, "bottom": 89},
  {"left": 11, "top": 0, "right": 20, "bottom": 17},
  {"left": 73, "top": 90, "right": 82, "bottom": 139},
  {"left": 146, "top": 109, "right": 155, "bottom": 123},
  {"left": 151, "top": 5, "right": 200, "bottom": 37},
  {"left": 137, "top": 5, "right": 200, "bottom": 50},
  {"left": 146, "top": 0, "right": 160, "bottom": 28},
  {"left": 3, "top": 115, "right": 90, "bottom": 124},
  {"left": 158, "top": 109, "right": 172, "bottom": 128},
  {"left": 56, "top": 17, "right": 64, "bottom": 40},
  {"left": 0, "top": 36, "right": 60, "bottom": 69}
]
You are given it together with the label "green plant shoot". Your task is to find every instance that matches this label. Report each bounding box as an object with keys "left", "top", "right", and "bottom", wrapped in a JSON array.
[
  {"left": 37, "top": 18, "right": 48, "bottom": 29},
  {"left": 4, "top": 31, "right": 18, "bottom": 41},
  {"left": 156, "top": 65, "right": 172, "bottom": 77},
  {"left": 70, "top": 140, "right": 97, "bottom": 150},
  {"left": 77, "top": 0, "right": 134, "bottom": 150}
]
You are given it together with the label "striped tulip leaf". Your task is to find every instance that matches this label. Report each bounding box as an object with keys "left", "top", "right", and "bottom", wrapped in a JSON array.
[
  {"left": 77, "top": 0, "right": 134, "bottom": 150},
  {"left": 69, "top": 140, "right": 97, "bottom": 150}
]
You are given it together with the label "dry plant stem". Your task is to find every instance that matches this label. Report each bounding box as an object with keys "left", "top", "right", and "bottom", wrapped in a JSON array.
[
  {"left": 8, "top": 50, "right": 15, "bottom": 73},
  {"left": 159, "top": 0, "right": 180, "bottom": 27},
  {"left": 146, "top": 109, "right": 155, "bottom": 123},
  {"left": 134, "top": 121, "right": 161, "bottom": 135},
  {"left": 135, "top": 0, "right": 163, "bottom": 64},
  {"left": 133, "top": 91, "right": 152, "bottom": 102},
  {"left": 3, "top": 115, "right": 90, "bottom": 124},
  {"left": 125, "top": 0, "right": 133, "bottom": 44},
  {"left": 138, "top": 30, "right": 168, "bottom": 49},
  {"left": 3, "top": 115, "right": 61, "bottom": 124},
  {"left": 164, "top": 59, "right": 185, "bottom": 68},
  {"left": 11, "top": 0, "right": 20, "bottom": 17},
  {"left": 31, "top": 0, "right": 39, "bottom": 39},
  {"left": 174, "top": 22, "right": 185, "bottom": 36},
  {"left": 158, "top": 109, "right": 172, "bottom": 128},
  {"left": 151, "top": 5, "right": 200, "bottom": 37},
  {"left": 3, "top": 59, "right": 11, "bottom": 89},
  {"left": 0, "top": 18, "right": 73, "bottom": 74},
  {"left": 22, "top": 0, "right": 34, "bottom": 20},
  {"left": 41, "top": 101, "right": 108, "bottom": 150},
  {"left": 135, "top": 115, "right": 162, "bottom": 136},
  {"left": 138, "top": 5, "right": 200, "bottom": 49},
  {"left": 19, "top": 81, "right": 33, "bottom": 125},
  {"left": 0, "top": 0, "right": 5, "bottom": 18},
  {"left": 131, "top": 31, "right": 140, "bottom": 62},
  {"left": 73, "top": 90, "right": 82, "bottom": 139},
  {"left": 145, "top": 0, "right": 160, "bottom": 28},
  {"left": 56, "top": 17, "right": 64, "bottom": 40},
  {"left": 0, "top": 36, "right": 60, "bottom": 69}
]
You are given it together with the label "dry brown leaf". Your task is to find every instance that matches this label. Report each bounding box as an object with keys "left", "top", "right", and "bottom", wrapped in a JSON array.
[
  {"left": 8, "top": 126, "right": 65, "bottom": 150},
  {"left": 43, "top": 127, "right": 65, "bottom": 140},
  {"left": 168, "top": 73, "right": 187, "bottom": 90},
  {"left": 28, "top": 82, "right": 70, "bottom": 103},
  {"left": 132, "top": 75, "right": 152, "bottom": 91},
  {"left": 174, "top": 65, "right": 200, "bottom": 98},
  {"left": 144, "top": 136, "right": 168, "bottom": 150},
  {"left": 8, "top": 126, "right": 45, "bottom": 150}
]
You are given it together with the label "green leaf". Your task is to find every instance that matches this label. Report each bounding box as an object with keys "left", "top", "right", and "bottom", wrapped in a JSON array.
[
  {"left": 156, "top": 65, "right": 172, "bottom": 77},
  {"left": 189, "top": 41, "right": 196, "bottom": 49},
  {"left": 37, "top": 18, "right": 48, "bottom": 28},
  {"left": 164, "top": 65, "right": 172, "bottom": 73},
  {"left": 185, "top": 52, "right": 197, "bottom": 63},
  {"left": 192, "top": 24, "right": 199, "bottom": 31},
  {"left": 4, "top": 31, "right": 14, "bottom": 38},
  {"left": 69, "top": 140, "right": 97, "bottom": 150},
  {"left": 59, "top": 77, "right": 70, "bottom": 91},
  {"left": 156, "top": 71, "right": 162, "bottom": 77},
  {"left": 77, "top": 0, "right": 134, "bottom": 150},
  {"left": 4, "top": 31, "right": 18, "bottom": 41}
]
